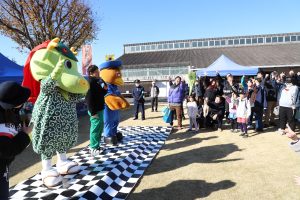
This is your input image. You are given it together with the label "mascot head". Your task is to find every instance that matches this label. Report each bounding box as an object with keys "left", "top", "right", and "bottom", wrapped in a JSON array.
[
  {"left": 24, "top": 38, "right": 88, "bottom": 97},
  {"left": 99, "top": 55, "right": 124, "bottom": 86}
]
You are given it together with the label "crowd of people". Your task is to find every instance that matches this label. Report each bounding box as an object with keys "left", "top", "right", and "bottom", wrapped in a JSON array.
[
  {"left": 167, "top": 69, "right": 300, "bottom": 138},
  {"left": 1, "top": 63, "right": 300, "bottom": 197}
]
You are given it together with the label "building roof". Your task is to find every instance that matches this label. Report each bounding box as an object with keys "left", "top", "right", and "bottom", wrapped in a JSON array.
[{"left": 118, "top": 42, "right": 300, "bottom": 69}]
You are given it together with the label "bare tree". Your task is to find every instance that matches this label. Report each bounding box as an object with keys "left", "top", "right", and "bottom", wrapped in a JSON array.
[{"left": 0, "top": 0, "right": 98, "bottom": 50}]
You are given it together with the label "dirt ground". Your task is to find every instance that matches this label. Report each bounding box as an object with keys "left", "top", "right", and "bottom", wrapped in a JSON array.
[{"left": 10, "top": 103, "right": 300, "bottom": 200}]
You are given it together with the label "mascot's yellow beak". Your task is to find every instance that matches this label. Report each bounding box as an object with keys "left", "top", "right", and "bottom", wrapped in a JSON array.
[{"left": 114, "top": 77, "right": 124, "bottom": 86}]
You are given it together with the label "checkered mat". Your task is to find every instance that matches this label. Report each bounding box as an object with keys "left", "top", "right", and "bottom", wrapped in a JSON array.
[{"left": 9, "top": 126, "right": 172, "bottom": 200}]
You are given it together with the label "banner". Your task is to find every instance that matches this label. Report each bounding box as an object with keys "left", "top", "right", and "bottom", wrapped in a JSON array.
[{"left": 82, "top": 45, "right": 92, "bottom": 75}]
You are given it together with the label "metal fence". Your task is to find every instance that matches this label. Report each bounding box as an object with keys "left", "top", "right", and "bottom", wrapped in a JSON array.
[{"left": 122, "top": 66, "right": 189, "bottom": 81}]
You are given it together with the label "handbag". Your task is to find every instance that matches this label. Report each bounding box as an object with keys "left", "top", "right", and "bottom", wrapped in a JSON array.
[{"left": 162, "top": 106, "right": 172, "bottom": 123}]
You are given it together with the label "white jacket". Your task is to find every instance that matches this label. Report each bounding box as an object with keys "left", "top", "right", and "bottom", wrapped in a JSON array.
[
  {"left": 187, "top": 102, "right": 198, "bottom": 118},
  {"left": 236, "top": 97, "right": 251, "bottom": 118},
  {"left": 278, "top": 84, "right": 298, "bottom": 109}
]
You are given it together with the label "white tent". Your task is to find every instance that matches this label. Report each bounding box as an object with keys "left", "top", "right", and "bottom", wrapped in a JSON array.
[{"left": 196, "top": 54, "right": 258, "bottom": 77}]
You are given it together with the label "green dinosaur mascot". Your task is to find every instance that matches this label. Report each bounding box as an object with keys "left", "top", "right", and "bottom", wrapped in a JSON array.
[{"left": 23, "top": 38, "right": 89, "bottom": 188}]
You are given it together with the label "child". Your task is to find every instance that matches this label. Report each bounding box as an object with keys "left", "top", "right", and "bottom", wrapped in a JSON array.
[
  {"left": 236, "top": 89, "right": 251, "bottom": 138},
  {"left": 199, "top": 97, "right": 209, "bottom": 128},
  {"left": 0, "top": 81, "right": 31, "bottom": 199},
  {"left": 186, "top": 96, "right": 199, "bottom": 131},
  {"left": 203, "top": 97, "right": 210, "bottom": 119},
  {"left": 85, "top": 65, "right": 108, "bottom": 156},
  {"left": 226, "top": 93, "right": 238, "bottom": 132},
  {"left": 247, "top": 79, "right": 255, "bottom": 129}
]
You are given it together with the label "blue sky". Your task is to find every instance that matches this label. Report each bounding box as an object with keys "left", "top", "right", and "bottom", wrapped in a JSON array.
[{"left": 1, "top": 0, "right": 300, "bottom": 69}]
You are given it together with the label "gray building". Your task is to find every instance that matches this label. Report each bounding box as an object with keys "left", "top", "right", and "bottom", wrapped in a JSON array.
[{"left": 118, "top": 32, "right": 300, "bottom": 97}]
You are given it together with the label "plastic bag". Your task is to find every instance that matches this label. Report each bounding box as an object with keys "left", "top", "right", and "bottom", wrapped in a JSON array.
[
  {"left": 273, "top": 106, "right": 279, "bottom": 116},
  {"left": 162, "top": 106, "right": 172, "bottom": 123}
]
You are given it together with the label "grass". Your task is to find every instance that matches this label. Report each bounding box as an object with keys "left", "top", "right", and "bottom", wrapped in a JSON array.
[{"left": 10, "top": 103, "right": 300, "bottom": 200}]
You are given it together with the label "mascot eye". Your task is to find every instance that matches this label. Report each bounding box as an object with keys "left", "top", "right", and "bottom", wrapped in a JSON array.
[{"left": 64, "top": 60, "right": 72, "bottom": 69}]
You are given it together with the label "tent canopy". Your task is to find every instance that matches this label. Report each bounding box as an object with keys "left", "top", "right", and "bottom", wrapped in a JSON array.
[
  {"left": 196, "top": 54, "right": 258, "bottom": 77},
  {"left": 0, "top": 53, "right": 23, "bottom": 83}
]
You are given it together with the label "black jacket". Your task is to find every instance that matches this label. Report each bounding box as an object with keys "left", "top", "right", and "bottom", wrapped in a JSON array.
[
  {"left": 204, "top": 86, "right": 218, "bottom": 102},
  {"left": 208, "top": 101, "right": 225, "bottom": 116},
  {"left": 265, "top": 79, "right": 278, "bottom": 102},
  {"left": 223, "top": 81, "right": 238, "bottom": 97},
  {"left": 85, "top": 77, "right": 108, "bottom": 116},
  {"left": 132, "top": 85, "right": 145, "bottom": 103},
  {"left": 0, "top": 107, "right": 30, "bottom": 173}
]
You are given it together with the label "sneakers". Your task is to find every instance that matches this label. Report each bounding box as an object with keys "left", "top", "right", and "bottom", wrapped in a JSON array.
[
  {"left": 133, "top": 117, "right": 138, "bottom": 120},
  {"left": 230, "top": 129, "right": 234, "bottom": 132},
  {"left": 247, "top": 125, "right": 254, "bottom": 129},
  {"left": 89, "top": 147, "right": 105, "bottom": 156},
  {"left": 217, "top": 128, "right": 222, "bottom": 132},
  {"left": 278, "top": 128, "right": 285, "bottom": 135}
]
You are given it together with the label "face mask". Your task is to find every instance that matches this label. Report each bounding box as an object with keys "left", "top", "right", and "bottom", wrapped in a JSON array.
[{"left": 135, "top": 84, "right": 140, "bottom": 87}]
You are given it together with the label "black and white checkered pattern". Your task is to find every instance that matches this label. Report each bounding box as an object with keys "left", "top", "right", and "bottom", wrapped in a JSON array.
[{"left": 9, "top": 126, "right": 172, "bottom": 200}]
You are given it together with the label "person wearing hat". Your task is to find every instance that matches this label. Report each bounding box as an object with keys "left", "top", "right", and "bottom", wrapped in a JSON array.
[
  {"left": 132, "top": 79, "right": 145, "bottom": 120},
  {"left": 0, "top": 81, "right": 31, "bottom": 199},
  {"left": 150, "top": 80, "right": 160, "bottom": 112},
  {"left": 85, "top": 65, "right": 107, "bottom": 156}
]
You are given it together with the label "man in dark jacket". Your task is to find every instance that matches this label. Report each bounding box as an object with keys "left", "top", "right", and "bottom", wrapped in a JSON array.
[
  {"left": 0, "top": 81, "right": 31, "bottom": 199},
  {"left": 264, "top": 73, "right": 278, "bottom": 127},
  {"left": 132, "top": 79, "right": 145, "bottom": 120},
  {"left": 85, "top": 65, "right": 107, "bottom": 155},
  {"left": 253, "top": 78, "right": 267, "bottom": 132}
]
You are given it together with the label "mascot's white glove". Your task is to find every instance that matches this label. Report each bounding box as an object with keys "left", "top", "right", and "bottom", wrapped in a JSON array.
[{"left": 51, "top": 57, "right": 64, "bottom": 80}]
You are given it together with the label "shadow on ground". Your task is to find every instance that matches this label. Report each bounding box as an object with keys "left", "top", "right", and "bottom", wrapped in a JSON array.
[
  {"left": 129, "top": 179, "right": 236, "bottom": 200},
  {"left": 146, "top": 143, "right": 242, "bottom": 176},
  {"left": 163, "top": 136, "right": 218, "bottom": 151}
]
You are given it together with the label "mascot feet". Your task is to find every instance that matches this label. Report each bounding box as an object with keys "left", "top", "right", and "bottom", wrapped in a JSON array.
[
  {"left": 104, "top": 136, "right": 118, "bottom": 146},
  {"left": 57, "top": 160, "right": 80, "bottom": 175},
  {"left": 42, "top": 168, "right": 63, "bottom": 188}
]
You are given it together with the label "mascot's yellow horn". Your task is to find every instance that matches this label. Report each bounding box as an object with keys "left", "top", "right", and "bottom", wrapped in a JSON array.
[
  {"left": 70, "top": 47, "right": 78, "bottom": 55},
  {"left": 47, "top": 37, "right": 60, "bottom": 50},
  {"left": 105, "top": 54, "right": 115, "bottom": 61}
]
